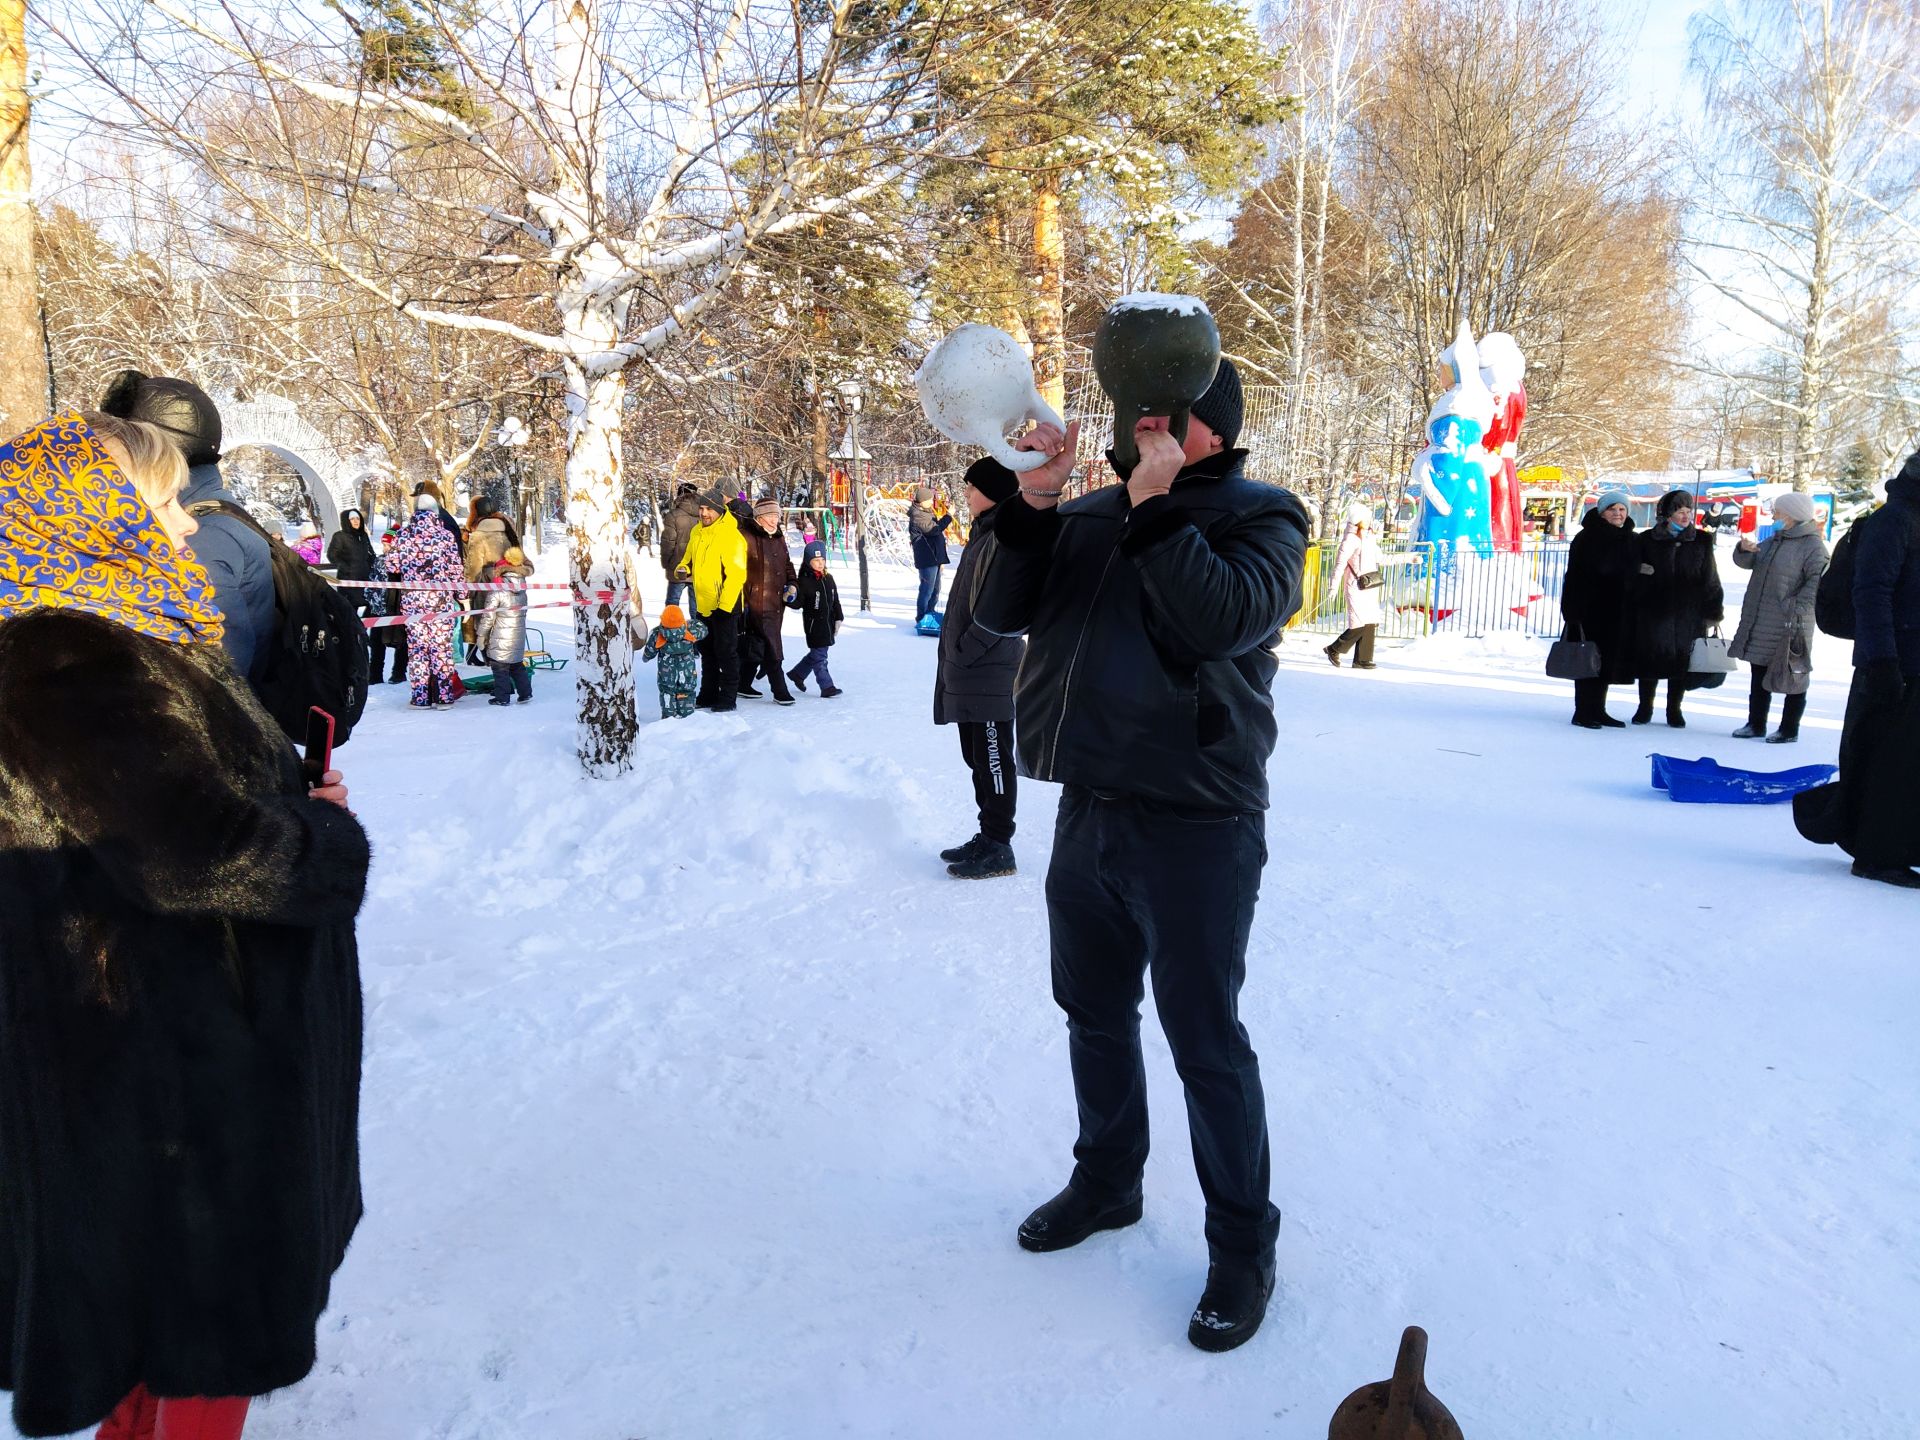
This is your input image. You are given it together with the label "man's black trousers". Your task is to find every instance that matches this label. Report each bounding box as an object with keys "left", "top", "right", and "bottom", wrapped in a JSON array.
[
  {"left": 1045, "top": 785, "right": 1281, "bottom": 1263},
  {"left": 697, "top": 608, "right": 739, "bottom": 710},
  {"left": 957, "top": 718, "right": 1017, "bottom": 844}
]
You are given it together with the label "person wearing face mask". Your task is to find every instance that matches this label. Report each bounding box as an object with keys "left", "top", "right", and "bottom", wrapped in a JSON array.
[
  {"left": 1559, "top": 490, "right": 1638, "bottom": 727},
  {"left": 1729, "top": 491, "right": 1828, "bottom": 743},
  {"left": 1628, "top": 489, "right": 1723, "bottom": 728},
  {"left": 0, "top": 413, "right": 368, "bottom": 1440}
]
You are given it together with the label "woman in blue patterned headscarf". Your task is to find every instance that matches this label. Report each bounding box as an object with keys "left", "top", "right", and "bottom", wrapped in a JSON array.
[
  {"left": 0, "top": 411, "right": 222, "bottom": 644},
  {"left": 0, "top": 412, "right": 369, "bottom": 1440}
]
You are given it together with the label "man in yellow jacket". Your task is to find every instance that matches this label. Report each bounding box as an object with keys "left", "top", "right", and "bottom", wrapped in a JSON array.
[{"left": 681, "top": 487, "right": 750, "bottom": 711}]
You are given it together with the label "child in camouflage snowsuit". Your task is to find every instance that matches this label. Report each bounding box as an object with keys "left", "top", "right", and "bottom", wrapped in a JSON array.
[{"left": 642, "top": 604, "right": 708, "bottom": 718}]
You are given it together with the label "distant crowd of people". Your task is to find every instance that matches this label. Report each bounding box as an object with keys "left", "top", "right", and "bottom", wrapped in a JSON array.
[{"left": 648, "top": 482, "right": 843, "bottom": 715}]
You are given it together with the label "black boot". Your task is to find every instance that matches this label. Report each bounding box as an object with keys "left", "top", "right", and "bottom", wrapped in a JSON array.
[
  {"left": 787, "top": 665, "right": 808, "bottom": 692},
  {"left": 1188, "top": 1255, "right": 1277, "bottom": 1353},
  {"left": 1666, "top": 707, "right": 1686, "bottom": 729},
  {"left": 941, "top": 834, "right": 985, "bottom": 864},
  {"left": 1851, "top": 861, "right": 1920, "bottom": 889},
  {"left": 949, "top": 840, "right": 1015, "bottom": 879},
  {"left": 1017, "top": 1184, "right": 1143, "bottom": 1253},
  {"left": 738, "top": 683, "right": 763, "bottom": 699}
]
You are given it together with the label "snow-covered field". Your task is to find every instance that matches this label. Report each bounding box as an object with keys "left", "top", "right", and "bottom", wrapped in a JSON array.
[{"left": 129, "top": 551, "right": 1919, "bottom": 1439}]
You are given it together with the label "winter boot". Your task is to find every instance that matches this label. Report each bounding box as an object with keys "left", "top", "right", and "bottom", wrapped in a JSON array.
[
  {"left": 1666, "top": 706, "right": 1686, "bottom": 729},
  {"left": 1631, "top": 705, "right": 1653, "bottom": 725},
  {"left": 1597, "top": 714, "right": 1626, "bottom": 728},
  {"left": 948, "top": 840, "right": 1015, "bottom": 880},
  {"left": 1765, "top": 730, "right": 1797, "bottom": 744},
  {"left": 738, "top": 683, "right": 763, "bottom": 699},
  {"left": 787, "top": 665, "right": 808, "bottom": 692},
  {"left": 821, "top": 686, "right": 844, "bottom": 698},
  {"left": 1188, "top": 1255, "right": 1277, "bottom": 1354},
  {"left": 1323, "top": 643, "right": 1341, "bottom": 667},
  {"left": 1017, "top": 1184, "right": 1143, "bottom": 1253},
  {"left": 1851, "top": 861, "right": 1920, "bottom": 889},
  {"left": 941, "top": 833, "right": 986, "bottom": 864},
  {"left": 1732, "top": 723, "right": 1763, "bottom": 738}
]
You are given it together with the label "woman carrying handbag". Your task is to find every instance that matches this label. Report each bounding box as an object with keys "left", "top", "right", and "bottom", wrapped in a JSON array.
[
  {"left": 1629, "top": 489, "right": 1724, "bottom": 728},
  {"left": 1559, "top": 490, "right": 1638, "bottom": 727},
  {"left": 1324, "top": 504, "right": 1384, "bottom": 669}
]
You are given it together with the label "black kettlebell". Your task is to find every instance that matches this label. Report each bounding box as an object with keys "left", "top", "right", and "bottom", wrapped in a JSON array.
[{"left": 1091, "top": 296, "right": 1221, "bottom": 477}]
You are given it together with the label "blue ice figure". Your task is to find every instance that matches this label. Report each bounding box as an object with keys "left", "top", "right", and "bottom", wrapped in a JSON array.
[{"left": 1412, "top": 414, "right": 1496, "bottom": 561}]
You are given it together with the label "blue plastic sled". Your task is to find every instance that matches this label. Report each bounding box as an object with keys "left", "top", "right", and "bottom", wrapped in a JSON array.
[
  {"left": 916, "top": 612, "right": 943, "bottom": 637},
  {"left": 1649, "top": 754, "right": 1838, "bottom": 805}
]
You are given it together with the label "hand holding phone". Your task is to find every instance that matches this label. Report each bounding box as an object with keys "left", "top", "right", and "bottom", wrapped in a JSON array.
[{"left": 302, "top": 707, "right": 336, "bottom": 791}]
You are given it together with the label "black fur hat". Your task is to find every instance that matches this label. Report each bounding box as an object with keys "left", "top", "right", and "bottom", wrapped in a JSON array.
[{"left": 98, "top": 370, "right": 223, "bottom": 467}]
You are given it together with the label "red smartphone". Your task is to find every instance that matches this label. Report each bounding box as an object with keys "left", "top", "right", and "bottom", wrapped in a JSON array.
[{"left": 302, "top": 706, "right": 336, "bottom": 790}]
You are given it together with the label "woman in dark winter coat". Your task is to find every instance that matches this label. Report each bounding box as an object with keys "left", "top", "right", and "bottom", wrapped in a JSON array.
[
  {"left": 0, "top": 413, "right": 368, "bottom": 1440},
  {"left": 1559, "top": 490, "right": 1638, "bottom": 727},
  {"left": 1629, "top": 488, "right": 1723, "bottom": 728},
  {"left": 909, "top": 485, "right": 953, "bottom": 622},
  {"left": 326, "top": 508, "right": 377, "bottom": 588},
  {"left": 1728, "top": 491, "right": 1828, "bottom": 742},
  {"left": 1794, "top": 449, "right": 1920, "bottom": 887},
  {"left": 740, "top": 497, "right": 799, "bottom": 703}
]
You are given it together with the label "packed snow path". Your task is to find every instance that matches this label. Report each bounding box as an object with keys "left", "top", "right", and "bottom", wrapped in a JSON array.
[{"left": 156, "top": 561, "right": 1915, "bottom": 1440}]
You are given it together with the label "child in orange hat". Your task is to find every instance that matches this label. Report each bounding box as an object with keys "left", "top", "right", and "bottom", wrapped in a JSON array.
[{"left": 642, "top": 603, "right": 708, "bottom": 718}]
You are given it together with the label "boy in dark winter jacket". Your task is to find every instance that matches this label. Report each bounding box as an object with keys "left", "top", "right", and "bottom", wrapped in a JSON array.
[
  {"left": 935, "top": 458, "right": 1025, "bottom": 879},
  {"left": 643, "top": 604, "right": 709, "bottom": 718},
  {"left": 787, "top": 542, "right": 845, "bottom": 697}
]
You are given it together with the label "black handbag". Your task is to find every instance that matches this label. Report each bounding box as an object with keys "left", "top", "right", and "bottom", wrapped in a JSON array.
[
  {"left": 1356, "top": 570, "right": 1382, "bottom": 590},
  {"left": 1546, "top": 624, "right": 1602, "bottom": 680}
]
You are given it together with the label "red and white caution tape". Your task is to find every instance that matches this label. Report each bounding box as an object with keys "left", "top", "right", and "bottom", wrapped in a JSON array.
[
  {"left": 330, "top": 577, "right": 625, "bottom": 600},
  {"left": 361, "top": 598, "right": 572, "bottom": 630}
]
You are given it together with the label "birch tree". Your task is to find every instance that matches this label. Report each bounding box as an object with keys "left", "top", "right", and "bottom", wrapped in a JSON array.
[
  {"left": 1687, "top": 0, "right": 1920, "bottom": 490},
  {"left": 42, "top": 0, "right": 1035, "bottom": 776},
  {"left": 1, "top": 0, "right": 47, "bottom": 438}
]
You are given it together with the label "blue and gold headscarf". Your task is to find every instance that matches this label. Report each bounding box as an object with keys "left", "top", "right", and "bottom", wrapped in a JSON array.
[{"left": 0, "top": 413, "right": 225, "bottom": 646}]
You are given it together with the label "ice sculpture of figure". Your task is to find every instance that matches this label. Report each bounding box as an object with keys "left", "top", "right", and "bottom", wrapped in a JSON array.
[
  {"left": 1477, "top": 332, "right": 1528, "bottom": 553},
  {"left": 1411, "top": 321, "right": 1497, "bottom": 560}
]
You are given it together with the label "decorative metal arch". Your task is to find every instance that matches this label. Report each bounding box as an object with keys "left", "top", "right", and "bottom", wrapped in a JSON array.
[{"left": 213, "top": 393, "right": 387, "bottom": 533}]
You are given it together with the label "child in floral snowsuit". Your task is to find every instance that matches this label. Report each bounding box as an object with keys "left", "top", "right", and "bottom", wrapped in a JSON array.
[
  {"left": 392, "top": 501, "right": 464, "bottom": 708},
  {"left": 642, "top": 604, "right": 708, "bottom": 718}
]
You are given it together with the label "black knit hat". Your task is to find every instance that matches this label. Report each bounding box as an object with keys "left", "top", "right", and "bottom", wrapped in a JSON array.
[
  {"left": 699, "top": 486, "right": 730, "bottom": 513},
  {"left": 1188, "top": 357, "right": 1244, "bottom": 450},
  {"left": 963, "top": 457, "right": 1019, "bottom": 506},
  {"left": 98, "top": 370, "right": 223, "bottom": 467}
]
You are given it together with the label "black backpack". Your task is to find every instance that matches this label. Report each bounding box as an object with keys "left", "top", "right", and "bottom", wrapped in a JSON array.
[
  {"left": 189, "top": 501, "right": 370, "bottom": 744},
  {"left": 1814, "top": 508, "right": 1871, "bottom": 640}
]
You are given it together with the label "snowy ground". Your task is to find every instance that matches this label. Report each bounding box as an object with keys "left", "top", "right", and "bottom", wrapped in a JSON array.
[{"left": 91, "top": 551, "right": 1920, "bottom": 1438}]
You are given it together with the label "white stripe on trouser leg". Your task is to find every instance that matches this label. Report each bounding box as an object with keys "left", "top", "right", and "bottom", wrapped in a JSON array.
[{"left": 984, "top": 721, "right": 1005, "bottom": 796}]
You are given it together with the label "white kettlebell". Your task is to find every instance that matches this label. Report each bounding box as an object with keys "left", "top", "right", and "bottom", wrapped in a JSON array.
[{"left": 913, "top": 324, "right": 1066, "bottom": 474}]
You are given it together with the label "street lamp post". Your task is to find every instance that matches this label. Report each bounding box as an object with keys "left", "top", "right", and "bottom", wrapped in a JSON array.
[
  {"left": 837, "top": 378, "right": 871, "bottom": 611},
  {"left": 495, "top": 415, "right": 533, "bottom": 555}
]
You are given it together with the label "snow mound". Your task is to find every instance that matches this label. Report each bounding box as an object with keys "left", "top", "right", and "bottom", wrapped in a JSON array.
[{"left": 1108, "top": 291, "right": 1211, "bottom": 317}]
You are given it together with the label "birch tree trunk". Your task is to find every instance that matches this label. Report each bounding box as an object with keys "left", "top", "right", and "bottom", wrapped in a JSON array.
[
  {"left": 553, "top": 0, "right": 637, "bottom": 775},
  {"left": 0, "top": 0, "right": 47, "bottom": 438}
]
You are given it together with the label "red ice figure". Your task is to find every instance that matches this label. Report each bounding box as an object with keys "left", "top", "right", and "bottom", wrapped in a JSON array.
[{"left": 1477, "top": 333, "right": 1527, "bottom": 553}]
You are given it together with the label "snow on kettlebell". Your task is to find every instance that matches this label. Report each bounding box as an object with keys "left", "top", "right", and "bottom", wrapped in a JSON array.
[{"left": 914, "top": 324, "right": 1066, "bottom": 474}]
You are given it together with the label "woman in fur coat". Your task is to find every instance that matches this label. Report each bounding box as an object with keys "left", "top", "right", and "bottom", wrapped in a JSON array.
[{"left": 0, "top": 413, "right": 370, "bottom": 1440}]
